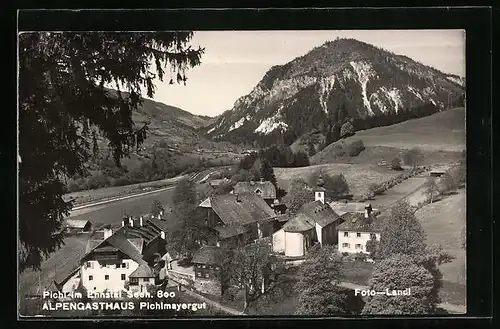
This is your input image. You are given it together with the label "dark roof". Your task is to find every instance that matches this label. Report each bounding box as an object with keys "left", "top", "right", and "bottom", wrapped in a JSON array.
[
  {"left": 276, "top": 214, "right": 292, "bottom": 222},
  {"left": 214, "top": 225, "right": 249, "bottom": 239},
  {"left": 129, "top": 264, "right": 154, "bottom": 278},
  {"left": 210, "top": 192, "right": 276, "bottom": 226},
  {"left": 192, "top": 246, "right": 223, "bottom": 265},
  {"left": 148, "top": 218, "right": 170, "bottom": 232},
  {"left": 337, "top": 213, "right": 384, "bottom": 233},
  {"left": 65, "top": 219, "right": 91, "bottom": 229},
  {"left": 83, "top": 233, "right": 147, "bottom": 265},
  {"left": 53, "top": 240, "right": 89, "bottom": 285},
  {"left": 117, "top": 219, "right": 162, "bottom": 244},
  {"left": 299, "top": 200, "right": 342, "bottom": 227},
  {"left": 233, "top": 181, "right": 276, "bottom": 199},
  {"left": 282, "top": 213, "right": 315, "bottom": 232}
]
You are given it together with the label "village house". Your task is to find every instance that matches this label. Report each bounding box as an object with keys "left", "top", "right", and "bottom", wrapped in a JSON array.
[
  {"left": 64, "top": 219, "right": 92, "bottom": 234},
  {"left": 199, "top": 192, "right": 278, "bottom": 249},
  {"left": 337, "top": 204, "right": 384, "bottom": 257},
  {"left": 53, "top": 216, "right": 169, "bottom": 295},
  {"left": 233, "top": 180, "right": 287, "bottom": 214},
  {"left": 191, "top": 245, "right": 228, "bottom": 295},
  {"left": 272, "top": 186, "right": 343, "bottom": 258}
]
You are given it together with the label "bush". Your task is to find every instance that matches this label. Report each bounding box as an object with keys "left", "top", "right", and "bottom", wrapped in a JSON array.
[
  {"left": 440, "top": 172, "right": 457, "bottom": 194},
  {"left": 368, "top": 182, "right": 384, "bottom": 196},
  {"left": 391, "top": 157, "right": 403, "bottom": 170},
  {"left": 354, "top": 252, "right": 367, "bottom": 262},
  {"left": 403, "top": 147, "right": 424, "bottom": 168},
  {"left": 340, "top": 121, "right": 354, "bottom": 138},
  {"left": 348, "top": 140, "right": 365, "bottom": 157}
]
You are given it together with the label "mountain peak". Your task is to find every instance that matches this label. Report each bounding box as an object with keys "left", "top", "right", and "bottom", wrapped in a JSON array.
[{"left": 205, "top": 39, "right": 465, "bottom": 145}]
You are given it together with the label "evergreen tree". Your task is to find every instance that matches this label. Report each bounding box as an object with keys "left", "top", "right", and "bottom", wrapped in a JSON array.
[
  {"left": 293, "top": 151, "right": 310, "bottom": 167},
  {"left": 260, "top": 159, "right": 278, "bottom": 187},
  {"left": 19, "top": 32, "right": 204, "bottom": 271}
]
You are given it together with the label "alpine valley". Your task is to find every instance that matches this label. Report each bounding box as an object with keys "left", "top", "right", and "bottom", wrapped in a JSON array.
[{"left": 203, "top": 38, "right": 465, "bottom": 146}]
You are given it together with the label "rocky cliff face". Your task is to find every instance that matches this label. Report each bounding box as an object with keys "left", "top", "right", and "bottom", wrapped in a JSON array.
[{"left": 204, "top": 38, "right": 465, "bottom": 144}]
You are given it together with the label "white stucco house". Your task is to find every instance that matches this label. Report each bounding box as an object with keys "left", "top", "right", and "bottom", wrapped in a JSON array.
[
  {"left": 337, "top": 204, "right": 384, "bottom": 257},
  {"left": 53, "top": 216, "right": 170, "bottom": 295}
]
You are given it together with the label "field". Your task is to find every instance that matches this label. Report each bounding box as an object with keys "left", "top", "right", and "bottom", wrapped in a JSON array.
[
  {"left": 312, "top": 107, "right": 465, "bottom": 166},
  {"left": 339, "top": 108, "right": 465, "bottom": 152},
  {"left": 275, "top": 163, "right": 401, "bottom": 196},
  {"left": 416, "top": 190, "right": 466, "bottom": 287}
]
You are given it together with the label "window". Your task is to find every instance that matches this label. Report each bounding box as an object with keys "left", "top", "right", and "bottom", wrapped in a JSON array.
[
  {"left": 342, "top": 243, "right": 350, "bottom": 248},
  {"left": 202, "top": 265, "right": 206, "bottom": 269},
  {"left": 105, "top": 275, "right": 109, "bottom": 280},
  {"left": 121, "top": 274, "right": 126, "bottom": 281},
  {"left": 205, "top": 273, "right": 209, "bottom": 278},
  {"left": 355, "top": 244, "right": 362, "bottom": 249},
  {"left": 370, "top": 233, "right": 377, "bottom": 240},
  {"left": 215, "top": 267, "right": 220, "bottom": 271},
  {"left": 356, "top": 233, "right": 361, "bottom": 238},
  {"left": 197, "top": 272, "right": 202, "bottom": 277},
  {"left": 344, "top": 232, "right": 349, "bottom": 237},
  {"left": 86, "top": 261, "right": 92, "bottom": 268},
  {"left": 89, "top": 275, "right": 93, "bottom": 281}
]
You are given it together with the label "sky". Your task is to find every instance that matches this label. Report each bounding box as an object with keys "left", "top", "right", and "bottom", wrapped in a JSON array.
[{"left": 143, "top": 30, "right": 465, "bottom": 117}]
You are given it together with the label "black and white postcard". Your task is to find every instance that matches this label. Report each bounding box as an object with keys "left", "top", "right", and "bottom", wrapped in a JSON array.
[{"left": 18, "top": 22, "right": 469, "bottom": 319}]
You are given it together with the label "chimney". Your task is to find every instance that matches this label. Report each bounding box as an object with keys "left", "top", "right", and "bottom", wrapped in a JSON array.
[
  {"left": 250, "top": 180, "right": 255, "bottom": 186},
  {"left": 236, "top": 194, "right": 242, "bottom": 203},
  {"left": 364, "top": 203, "right": 372, "bottom": 218},
  {"left": 260, "top": 178, "right": 264, "bottom": 182},
  {"left": 139, "top": 216, "right": 143, "bottom": 227},
  {"left": 122, "top": 215, "right": 128, "bottom": 227},
  {"left": 103, "top": 227, "right": 113, "bottom": 239},
  {"left": 160, "top": 231, "right": 166, "bottom": 240},
  {"left": 129, "top": 217, "right": 133, "bottom": 227}
]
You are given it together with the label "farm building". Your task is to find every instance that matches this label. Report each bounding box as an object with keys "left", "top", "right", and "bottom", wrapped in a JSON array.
[
  {"left": 233, "top": 180, "right": 287, "bottom": 214},
  {"left": 430, "top": 170, "right": 446, "bottom": 177},
  {"left": 64, "top": 219, "right": 92, "bottom": 233},
  {"left": 191, "top": 246, "right": 227, "bottom": 295},
  {"left": 199, "top": 192, "right": 278, "bottom": 248}
]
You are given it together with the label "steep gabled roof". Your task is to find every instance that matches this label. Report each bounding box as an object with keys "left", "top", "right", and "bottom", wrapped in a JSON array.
[
  {"left": 299, "top": 200, "right": 342, "bottom": 227},
  {"left": 148, "top": 218, "right": 170, "bottom": 233},
  {"left": 83, "top": 233, "right": 147, "bottom": 265},
  {"left": 129, "top": 264, "right": 154, "bottom": 278},
  {"left": 210, "top": 192, "right": 276, "bottom": 226},
  {"left": 337, "top": 213, "right": 384, "bottom": 233},
  {"left": 192, "top": 246, "right": 223, "bottom": 265},
  {"left": 282, "top": 213, "right": 315, "bottom": 232},
  {"left": 233, "top": 181, "right": 276, "bottom": 199},
  {"left": 214, "top": 225, "right": 249, "bottom": 239}
]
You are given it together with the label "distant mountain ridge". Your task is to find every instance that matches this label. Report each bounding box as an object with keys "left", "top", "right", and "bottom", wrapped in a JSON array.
[{"left": 203, "top": 38, "right": 465, "bottom": 145}]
